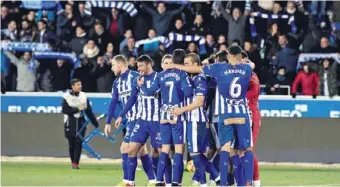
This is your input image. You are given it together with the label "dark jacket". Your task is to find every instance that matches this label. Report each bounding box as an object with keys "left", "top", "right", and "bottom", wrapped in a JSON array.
[
  {"left": 142, "top": 3, "right": 185, "bottom": 36},
  {"left": 317, "top": 62, "right": 339, "bottom": 96},
  {"left": 274, "top": 47, "right": 299, "bottom": 73},
  {"left": 62, "top": 91, "right": 99, "bottom": 138},
  {"left": 69, "top": 34, "right": 88, "bottom": 56},
  {"left": 265, "top": 75, "right": 291, "bottom": 95},
  {"left": 93, "top": 63, "right": 114, "bottom": 93}
]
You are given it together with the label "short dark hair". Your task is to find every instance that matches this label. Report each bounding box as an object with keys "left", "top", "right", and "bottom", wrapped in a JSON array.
[
  {"left": 232, "top": 39, "right": 241, "bottom": 46},
  {"left": 278, "top": 66, "right": 286, "bottom": 71},
  {"left": 70, "top": 78, "right": 81, "bottom": 86},
  {"left": 173, "top": 49, "right": 187, "bottom": 65},
  {"left": 228, "top": 45, "right": 242, "bottom": 55},
  {"left": 211, "top": 50, "right": 228, "bottom": 62},
  {"left": 241, "top": 51, "right": 248, "bottom": 59},
  {"left": 136, "top": 55, "right": 153, "bottom": 65}
]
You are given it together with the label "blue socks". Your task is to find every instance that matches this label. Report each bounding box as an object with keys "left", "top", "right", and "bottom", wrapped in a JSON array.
[
  {"left": 231, "top": 154, "right": 245, "bottom": 186},
  {"left": 191, "top": 154, "right": 206, "bottom": 185},
  {"left": 127, "top": 156, "right": 137, "bottom": 183},
  {"left": 156, "top": 152, "right": 168, "bottom": 182},
  {"left": 152, "top": 157, "right": 158, "bottom": 176},
  {"left": 242, "top": 151, "right": 254, "bottom": 186},
  {"left": 122, "top": 153, "right": 128, "bottom": 181},
  {"left": 141, "top": 154, "right": 155, "bottom": 180},
  {"left": 172, "top": 153, "right": 184, "bottom": 184},
  {"left": 219, "top": 151, "right": 230, "bottom": 186},
  {"left": 165, "top": 157, "right": 172, "bottom": 184}
]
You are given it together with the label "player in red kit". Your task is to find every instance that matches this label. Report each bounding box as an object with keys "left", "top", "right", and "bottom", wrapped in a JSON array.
[{"left": 242, "top": 51, "right": 261, "bottom": 187}]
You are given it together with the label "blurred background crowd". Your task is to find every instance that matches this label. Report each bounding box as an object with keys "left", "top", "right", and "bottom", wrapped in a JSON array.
[{"left": 1, "top": 0, "right": 340, "bottom": 97}]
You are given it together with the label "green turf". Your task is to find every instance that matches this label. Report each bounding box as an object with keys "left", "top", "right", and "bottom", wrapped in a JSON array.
[{"left": 1, "top": 162, "right": 340, "bottom": 186}]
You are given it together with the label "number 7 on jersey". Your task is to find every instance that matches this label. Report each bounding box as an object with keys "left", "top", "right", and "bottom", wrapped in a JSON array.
[{"left": 165, "top": 81, "right": 174, "bottom": 103}]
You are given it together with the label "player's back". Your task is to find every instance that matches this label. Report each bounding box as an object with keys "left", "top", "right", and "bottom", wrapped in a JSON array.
[
  {"left": 217, "top": 64, "right": 252, "bottom": 101},
  {"left": 158, "top": 69, "right": 191, "bottom": 106},
  {"left": 210, "top": 63, "right": 252, "bottom": 116}
]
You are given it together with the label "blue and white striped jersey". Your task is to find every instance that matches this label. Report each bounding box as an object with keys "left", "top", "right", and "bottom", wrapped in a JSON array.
[
  {"left": 141, "top": 69, "right": 193, "bottom": 121},
  {"left": 185, "top": 73, "right": 208, "bottom": 122},
  {"left": 203, "top": 63, "right": 252, "bottom": 115},
  {"left": 138, "top": 71, "right": 161, "bottom": 121},
  {"left": 113, "top": 70, "right": 141, "bottom": 122}
]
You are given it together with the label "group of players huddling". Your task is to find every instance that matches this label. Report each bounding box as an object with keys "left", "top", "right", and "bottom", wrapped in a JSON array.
[{"left": 104, "top": 45, "right": 261, "bottom": 187}]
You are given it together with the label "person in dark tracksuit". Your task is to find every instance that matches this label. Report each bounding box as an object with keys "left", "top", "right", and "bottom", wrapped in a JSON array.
[{"left": 62, "top": 78, "right": 99, "bottom": 169}]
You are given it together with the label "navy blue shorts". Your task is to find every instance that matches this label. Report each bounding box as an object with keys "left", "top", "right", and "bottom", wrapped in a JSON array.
[{"left": 130, "top": 119, "right": 161, "bottom": 148}]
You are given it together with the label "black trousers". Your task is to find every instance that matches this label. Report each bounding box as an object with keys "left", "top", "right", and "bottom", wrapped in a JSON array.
[{"left": 67, "top": 136, "right": 83, "bottom": 164}]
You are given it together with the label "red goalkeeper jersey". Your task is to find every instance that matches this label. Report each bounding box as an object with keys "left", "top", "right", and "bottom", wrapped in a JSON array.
[{"left": 247, "top": 72, "right": 261, "bottom": 119}]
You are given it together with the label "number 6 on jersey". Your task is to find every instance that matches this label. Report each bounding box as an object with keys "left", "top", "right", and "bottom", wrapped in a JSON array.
[{"left": 229, "top": 77, "right": 241, "bottom": 98}]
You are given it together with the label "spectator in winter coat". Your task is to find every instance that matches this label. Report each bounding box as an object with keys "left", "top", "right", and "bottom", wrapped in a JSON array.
[
  {"left": 68, "top": 26, "right": 88, "bottom": 56},
  {"left": 265, "top": 66, "right": 291, "bottom": 95},
  {"left": 301, "top": 15, "right": 321, "bottom": 53},
  {"left": 3, "top": 51, "right": 39, "bottom": 92},
  {"left": 57, "top": 3, "right": 76, "bottom": 41},
  {"left": 141, "top": 2, "right": 186, "bottom": 36},
  {"left": 171, "top": 18, "right": 188, "bottom": 50},
  {"left": 35, "top": 20, "right": 59, "bottom": 45},
  {"left": 19, "top": 20, "right": 35, "bottom": 42},
  {"left": 265, "top": 23, "right": 280, "bottom": 64},
  {"left": 218, "top": 2, "right": 249, "bottom": 46},
  {"left": 119, "top": 30, "right": 133, "bottom": 53},
  {"left": 91, "top": 23, "right": 112, "bottom": 53},
  {"left": 104, "top": 43, "right": 115, "bottom": 63},
  {"left": 74, "top": 56, "right": 97, "bottom": 92},
  {"left": 292, "top": 63, "right": 319, "bottom": 97},
  {"left": 205, "top": 34, "right": 217, "bottom": 55},
  {"left": 121, "top": 37, "right": 137, "bottom": 58},
  {"left": 106, "top": 8, "right": 127, "bottom": 37},
  {"left": 1, "top": 6, "right": 10, "bottom": 29},
  {"left": 311, "top": 37, "right": 337, "bottom": 53},
  {"left": 36, "top": 63, "right": 54, "bottom": 92},
  {"left": 191, "top": 14, "right": 209, "bottom": 36},
  {"left": 52, "top": 59, "right": 72, "bottom": 91},
  {"left": 1, "top": 20, "right": 18, "bottom": 41},
  {"left": 93, "top": 56, "right": 113, "bottom": 93},
  {"left": 83, "top": 40, "right": 100, "bottom": 63},
  {"left": 273, "top": 37, "right": 299, "bottom": 81},
  {"left": 75, "top": 2, "right": 94, "bottom": 31},
  {"left": 317, "top": 59, "right": 339, "bottom": 97}
]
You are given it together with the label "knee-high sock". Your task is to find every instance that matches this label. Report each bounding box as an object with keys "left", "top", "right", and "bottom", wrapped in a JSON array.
[
  {"left": 231, "top": 154, "right": 245, "bottom": 186},
  {"left": 191, "top": 154, "right": 206, "bottom": 185},
  {"left": 172, "top": 153, "right": 184, "bottom": 184},
  {"left": 253, "top": 153, "right": 260, "bottom": 181},
  {"left": 141, "top": 154, "right": 156, "bottom": 181},
  {"left": 219, "top": 151, "right": 230, "bottom": 186},
  {"left": 165, "top": 157, "right": 172, "bottom": 184},
  {"left": 127, "top": 156, "right": 138, "bottom": 184},
  {"left": 242, "top": 151, "right": 254, "bottom": 186},
  {"left": 152, "top": 157, "right": 158, "bottom": 177},
  {"left": 122, "top": 153, "right": 128, "bottom": 181},
  {"left": 156, "top": 152, "right": 168, "bottom": 182}
]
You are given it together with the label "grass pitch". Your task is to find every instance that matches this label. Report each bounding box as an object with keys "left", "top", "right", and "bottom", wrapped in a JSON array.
[{"left": 2, "top": 162, "right": 340, "bottom": 186}]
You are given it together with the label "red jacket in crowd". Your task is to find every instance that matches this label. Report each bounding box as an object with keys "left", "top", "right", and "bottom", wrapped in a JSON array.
[{"left": 292, "top": 71, "right": 319, "bottom": 95}]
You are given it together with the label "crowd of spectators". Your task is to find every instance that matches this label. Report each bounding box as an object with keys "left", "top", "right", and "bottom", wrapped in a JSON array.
[{"left": 1, "top": 0, "right": 340, "bottom": 97}]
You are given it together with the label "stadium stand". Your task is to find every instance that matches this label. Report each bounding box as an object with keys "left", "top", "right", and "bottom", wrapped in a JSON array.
[{"left": 1, "top": 0, "right": 340, "bottom": 96}]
